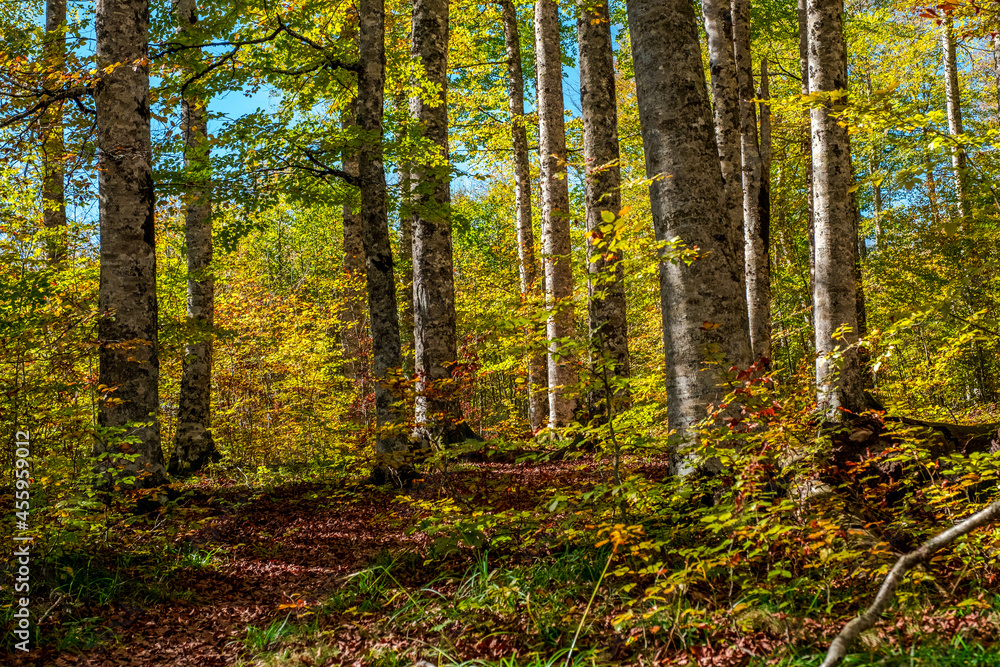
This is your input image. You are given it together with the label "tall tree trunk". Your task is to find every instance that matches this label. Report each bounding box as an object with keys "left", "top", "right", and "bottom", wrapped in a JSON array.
[
  {"left": 625, "top": 0, "right": 752, "bottom": 474},
  {"left": 359, "top": 0, "right": 409, "bottom": 472},
  {"left": 941, "top": 15, "right": 969, "bottom": 220},
  {"left": 342, "top": 102, "right": 367, "bottom": 381},
  {"left": 339, "top": 11, "right": 367, "bottom": 383},
  {"left": 808, "top": 0, "right": 864, "bottom": 416},
  {"left": 41, "top": 0, "right": 67, "bottom": 263},
  {"left": 94, "top": 0, "right": 167, "bottom": 487},
  {"left": 535, "top": 0, "right": 576, "bottom": 428},
  {"left": 760, "top": 59, "right": 772, "bottom": 188},
  {"left": 169, "top": 0, "right": 218, "bottom": 476},
  {"left": 578, "top": 0, "right": 630, "bottom": 419},
  {"left": 410, "top": 0, "right": 471, "bottom": 443},
  {"left": 993, "top": 36, "right": 1000, "bottom": 124},
  {"left": 397, "top": 91, "right": 415, "bottom": 375},
  {"left": 499, "top": 0, "right": 548, "bottom": 431},
  {"left": 732, "top": 0, "right": 770, "bottom": 363},
  {"left": 701, "top": 0, "right": 745, "bottom": 296},
  {"left": 798, "top": 0, "right": 815, "bottom": 305}
]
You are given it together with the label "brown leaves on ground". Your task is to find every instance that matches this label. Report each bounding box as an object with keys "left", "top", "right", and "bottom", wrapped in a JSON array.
[{"left": 4, "top": 459, "right": 999, "bottom": 666}]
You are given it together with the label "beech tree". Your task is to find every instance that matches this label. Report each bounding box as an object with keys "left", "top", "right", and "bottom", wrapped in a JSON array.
[
  {"left": 169, "top": 0, "right": 219, "bottom": 476},
  {"left": 807, "top": 0, "right": 864, "bottom": 415},
  {"left": 940, "top": 14, "right": 969, "bottom": 220},
  {"left": 702, "top": 0, "right": 745, "bottom": 288},
  {"left": 359, "top": 0, "right": 409, "bottom": 467},
  {"left": 535, "top": 0, "right": 576, "bottom": 428},
  {"left": 410, "top": 0, "right": 471, "bottom": 442},
  {"left": 500, "top": 0, "right": 548, "bottom": 431},
  {"left": 94, "top": 0, "right": 167, "bottom": 486},
  {"left": 578, "top": 0, "right": 630, "bottom": 417},
  {"left": 340, "top": 13, "right": 367, "bottom": 382},
  {"left": 733, "top": 0, "right": 771, "bottom": 362},
  {"left": 625, "top": 0, "right": 752, "bottom": 473}
]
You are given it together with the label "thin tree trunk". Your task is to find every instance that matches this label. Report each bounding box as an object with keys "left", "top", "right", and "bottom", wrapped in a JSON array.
[
  {"left": 808, "top": 0, "right": 864, "bottom": 416},
  {"left": 398, "top": 91, "right": 415, "bottom": 375},
  {"left": 993, "top": 36, "right": 1000, "bottom": 124},
  {"left": 757, "top": 57, "right": 773, "bottom": 364},
  {"left": 732, "top": 0, "right": 770, "bottom": 362},
  {"left": 625, "top": 0, "right": 752, "bottom": 474},
  {"left": 499, "top": 0, "right": 548, "bottom": 431},
  {"left": 359, "top": 0, "right": 409, "bottom": 472},
  {"left": 701, "top": 0, "right": 745, "bottom": 289},
  {"left": 41, "top": 0, "right": 67, "bottom": 263},
  {"left": 578, "top": 0, "right": 630, "bottom": 419},
  {"left": 798, "top": 0, "right": 815, "bottom": 303},
  {"left": 342, "top": 104, "right": 367, "bottom": 380},
  {"left": 410, "top": 0, "right": 471, "bottom": 443},
  {"left": 94, "top": 0, "right": 167, "bottom": 487},
  {"left": 535, "top": 0, "right": 576, "bottom": 428},
  {"left": 339, "top": 12, "right": 367, "bottom": 382},
  {"left": 170, "top": 0, "right": 218, "bottom": 476},
  {"left": 941, "top": 15, "right": 969, "bottom": 219}
]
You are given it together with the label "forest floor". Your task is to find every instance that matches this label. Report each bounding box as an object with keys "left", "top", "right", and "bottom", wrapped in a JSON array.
[{"left": 5, "top": 457, "right": 1000, "bottom": 667}]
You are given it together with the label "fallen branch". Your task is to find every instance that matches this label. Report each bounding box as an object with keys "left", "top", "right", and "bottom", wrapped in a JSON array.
[{"left": 820, "top": 497, "right": 1000, "bottom": 667}]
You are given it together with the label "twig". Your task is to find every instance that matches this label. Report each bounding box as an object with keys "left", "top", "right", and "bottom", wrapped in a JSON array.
[{"left": 820, "top": 498, "right": 1000, "bottom": 666}]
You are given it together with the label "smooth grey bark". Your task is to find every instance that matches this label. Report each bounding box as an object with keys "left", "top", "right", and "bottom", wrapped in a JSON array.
[
  {"left": 340, "top": 14, "right": 367, "bottom": 381},
  {"left": 821, "top": 498, "right": 1000, "bottom": 667},
  {"left": 169, "top": 0, "right": 218, "bottom": 476},
  {"left": 808, "top": 0, "right": 864, "bottom": 416},
  {"left": 701, "top": 0, "right": 744, "bottom": 285},
  {"left": 732, "top": 0, "right": 771, "bottom": 363},
  {"left": 798, "top": 0, "right": 815, "bottom": 299},
  {"left": 500, "top": 0, "right": 548, "bottom": 431},
  {"left": 94, "top": 0, "right": 167, "bottom": 487},
  {"left": 42, "top": 0, "right": 67, "bottom": 263},
  {"left": 625, "top": 0, "right": 752, "bottom": 473},
  {"left": 342, "top": 101, "right": 367, "bottom": 381},
  {"left": 397, "top": 91, "right": 415, "bottom": 375},
  {"left": 941, "top": 16, "right": 969, "bottom": 220},
  {"left": 578, "top": 0, "right": 630, "bottom": 418},
  {"left": 359, "top": 0, "right": 409, "bottom": 469},
  {"left": 410, "top": 0, "right": 470, "bottom": 442},
  {"left": 535, "top": 0, "right": 576, "bottom": 427}
]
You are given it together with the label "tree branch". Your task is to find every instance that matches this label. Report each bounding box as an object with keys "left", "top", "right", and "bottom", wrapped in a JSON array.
[
  {"left": 820, "top": 498, "right": 1000, "bottom": 667},
  {"left": 0, "top": 85, "right": 91, "bottom": 129}
]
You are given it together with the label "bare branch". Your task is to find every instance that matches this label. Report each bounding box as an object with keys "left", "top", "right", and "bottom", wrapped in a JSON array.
[{"left": 821, "top": 498, "right": 1000, "bottom": 667}]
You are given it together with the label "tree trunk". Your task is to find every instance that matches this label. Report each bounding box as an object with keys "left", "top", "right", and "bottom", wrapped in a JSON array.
[
  {"left": 993, "top": 36, "right": 1000, "bottom": 124},
  {"left": 169, "top": 0, "right": 218, "bottom": 476},
  {"left": 359, "top": 0, "right": 409, "bottom": 472},
  {"left": 342, "top": 103, "right": 367, "bottom": 380},
  {"left": 732, "top": 0, "right": 770, "bottom": 363},
  {"left": 798, "top": 0, "right": 815, "bottom": 303},
  {"left": 578, "top": 0, "right": 630, "bottom": 419},
  {"left": 534, "top": 0, "right": 576, "bottom": 428},
  {"left": 94, "top": 0, "right": 167, "bottom": 487},
  {"left": 807, "top": 0, "right": 864, "bottom": 416},
  {"left": 624, "top": 0, "right": 752, "bottom": 474},
  {"left": 41, "top": 0, "right": 67, "bottom": 264},
  {"left": 396, "top": 90, "right": 416, "bottom": 375},
  {"left": 500, "top": 0, "right": 548, "bottom": 432},
  {"left": 941, "top": 15, "right": 969, "bottom": 220},
  {"left": 410, "top": 0, "right": 471, "bottom": 443},
  {"left": 701, "top": 0, "right": 745, "bottom": 298},
  {"left": 338, "top": 12, "right": 367, "bottom": 383}
]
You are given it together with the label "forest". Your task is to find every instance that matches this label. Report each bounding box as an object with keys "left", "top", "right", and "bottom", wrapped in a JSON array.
[{"left": 1, "top": 0, "right": 1000, "bottom": 663}]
